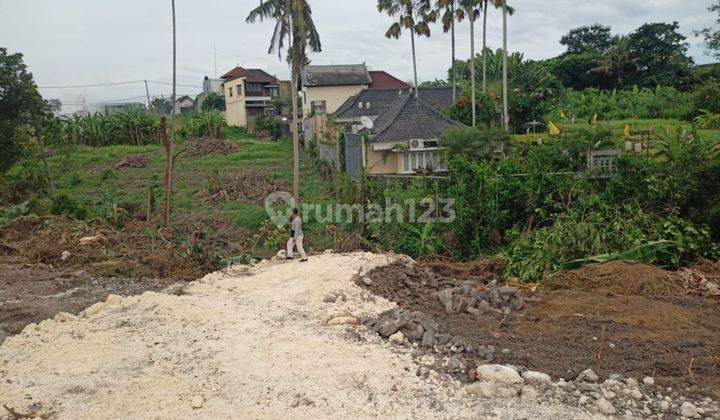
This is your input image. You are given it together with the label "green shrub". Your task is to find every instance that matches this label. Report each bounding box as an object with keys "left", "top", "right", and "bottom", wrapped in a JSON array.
[
  {"left": 253, "top": 116, "right": 283, "bottom": 140},
  {"left": 50, "top": 193, "right": 87, "bottom": 220}
]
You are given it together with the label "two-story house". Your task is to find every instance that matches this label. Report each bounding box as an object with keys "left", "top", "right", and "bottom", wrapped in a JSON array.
[{"left": 221, "top": 66, "right": 284, "bottom": 128}]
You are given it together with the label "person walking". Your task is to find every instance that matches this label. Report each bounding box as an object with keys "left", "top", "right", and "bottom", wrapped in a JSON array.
[{"left": 286, "top": 208, "right": 307, "bottom": 262}]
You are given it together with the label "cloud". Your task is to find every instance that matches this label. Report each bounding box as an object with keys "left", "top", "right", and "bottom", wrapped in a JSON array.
[{"left": 0, "top": 0, "right": 716, "bottom": 108}]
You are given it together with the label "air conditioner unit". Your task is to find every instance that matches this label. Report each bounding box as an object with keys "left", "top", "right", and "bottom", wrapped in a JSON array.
[{"left": 409, "top": 139, "right": 424, "bottom": 150}]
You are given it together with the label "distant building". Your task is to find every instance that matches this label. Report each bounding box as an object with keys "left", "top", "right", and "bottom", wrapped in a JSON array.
[
  {"left": 102, "top": 102, "right": 146, "bottom": 114},
  {"left": 195, "top": 76, "right": 225, "bottom": 111},
  {"left": 174, "top": 95, "right": 196, "bottom": 114},
  {"left": 300, "top": 64, "right": 372, "bottom": 117},
  {"left": 368, "top": 70, "right": 411, "bottom": 90},
  {"left": 221, "top": 66, "right": 283, "bottom": 128}
]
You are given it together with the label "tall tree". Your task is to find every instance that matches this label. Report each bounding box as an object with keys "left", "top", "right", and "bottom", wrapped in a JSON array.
[
  {"left": 592, "top": 35, "right": 635, "bottom": 85},
  {"left": 697, "top": 1, "right": 720, "bottom": 59},
  {"left": 0, "top": 48, "right": 49, "bottom": 174},
  {"left": 437, "top": 0, "right": 464, "bottom": 102},
  {"left": 560, "top": 24, "right": 613, "bottom": 54},
  {"left": 247, "top": 0, "right": 322, "bottom": 205},
  {"left": 163, "top": 0, "right": 177, "bottom": 226},
  {"left": 628, "top": 21, "right": 694, "bottom": 88},
  {"left": 378, "top": 0, "right": 435, "bottom": 98},
  {"left": 459, "top": 0, "right": 481, "bottom": 126}
]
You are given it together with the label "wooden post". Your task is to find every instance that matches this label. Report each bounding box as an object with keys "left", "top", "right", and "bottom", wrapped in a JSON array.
[{"left": 160, "top": 116, "right": 171, "bottom": 226}]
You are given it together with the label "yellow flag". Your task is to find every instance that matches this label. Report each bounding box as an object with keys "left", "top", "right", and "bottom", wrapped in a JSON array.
[
  {"left": 560, "top": 109, "right": 566, "bottom": 119},
  {"left": 623, "top": 124, "right": 631, "bottom": 139},
  {"left": 592, "top": 114, "right": 598, "bottom": 124},
  {"left": 548, "top": 121, "right": 560, "bottom": 136}
]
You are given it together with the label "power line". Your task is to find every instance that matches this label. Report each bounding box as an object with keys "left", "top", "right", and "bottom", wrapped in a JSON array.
[{"left": 39, "top": 80, "right": 202, "bottom": 89}]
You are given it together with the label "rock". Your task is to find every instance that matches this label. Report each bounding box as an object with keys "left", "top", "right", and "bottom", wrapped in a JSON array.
[
  {"left": 609, "top": 373, "right": 623, "bottom": 381},
  {"left": 106, "top": 294, "right": 123, "bottom": 305},
  {"left": 642, "top": 376, "right": 655, "bottom": 386},
  {"left": 577, "top": 368, "right": 599, "bottom": 383},
  {"left": 521, "top": 385, "right": 538, "bottom": 401},
  {"left": 476, "top": 364, "right": 523, "bottom": 386},
  {"left": 596, "top": 398, "right": 616, "bottom": 415},
  {"left": 578, "top": 395, "right": 589, "bottom": 405},
  {"left": 577, "top": 383, "right": 600, "bottom": 392},
  {"left": 191, "top": 395, "right": 204, "bottom": 409},
  {"left": 680, "top": 402, "right": 697, "bottom": 418},
  {"left": 602, "top": 389, "right": 616, "bottom": 400},
  {"left": 501, "top": 348, "right": 511, "bottom": 355},
  {"left": 522, "top": 371, "right": 552, "bottom": 386},
  {"left": 84, "top": 302, "right": 107, "bottom": 316},
  {"left": 437, "top": 289, "right": 453, "bottom": 313},
  {"left": 421, "top": 330, "right": 437, "bottom": 348},
  {"left": 361, "top": 276, "right": 373, "bottom": 286},
  {"left": 660, "top": 400, "right": 670, "bottom": 411},
  {"left": 322, "top": 294, "right": 337, "bottom": 303},
  {"left": 61, "top": 250, "right": 71, "bottom": 261},
  {"left": 54, "top": 312, "right": 76, "bottom": 323},
  {"left": 446, "top": 356, "right": 465, "bottom": 372},
  {"left": 388, "top": 331, "right": 404, "bottom": 345},
  {"left": 467, "top": 382, "right": 495, "bottom": 398},
  {"left": 630, "top": 388, "right": 643, "bottom": 401},
  {"left": 625, "top": 377, "right": 639, "bottom": 387}
]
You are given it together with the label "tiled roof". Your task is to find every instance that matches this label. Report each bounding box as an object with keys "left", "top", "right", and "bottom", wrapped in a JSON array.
[
  {"left": 368, "top": 71, "right": 411, "bottom": 90},
  {"left": 370, "top": 93, "right": 466, "bottom": 143},
  {"left": 333, "top": 87, "right": 456, "bottom": 120},
  {"left": 301, "top": 64, "right": 371, "bottom": 87},
  {"left": 220, "top": 67, "right": 279, "bottom": 84},
  {"left": 333, "top": 88, "right": 408, "bottom": 119}
]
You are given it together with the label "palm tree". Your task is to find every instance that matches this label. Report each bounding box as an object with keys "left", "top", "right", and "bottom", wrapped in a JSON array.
[
  {"left": 378, "top": 0, "right": 435, "bottom": 98},
  {"left": 592, "top": 36, "right": 634, "bottom": 86},
  {"left": 456, "top": 0, "right": 480, "bottom": 126},
  {"left": 482, "top": 0, "right": 489, "bottom": 93},
  {"left": 437, "top": 0, "right": 464, "bottom": 102},
  {"left": 247, "top": 0, "right": 321, "bottom": 205}
]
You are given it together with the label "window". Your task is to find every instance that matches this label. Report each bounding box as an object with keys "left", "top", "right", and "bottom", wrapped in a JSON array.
[
  {"left": 267, "top": 87, "right": 280, "bottom": 97},
  {"left": 246, "top": 82, "right": 263, "bottom": 93},
  {"left": 236, "top": 84, "right": 243, "bottom": 97},
  {"left": 229, "top": 87, "right": 233, "bottom": 97},
  {"left": 312, "top": 100, "right": 326, "bottom": 115},
  {"left": 401, "top": 151, "right": 446, "bottom": 174},
  {"left": 365, "top": 102, "right": 371, "bottom": 110},
  {"left": 264, "top": 107, "right": 277, "bottom": 116}
]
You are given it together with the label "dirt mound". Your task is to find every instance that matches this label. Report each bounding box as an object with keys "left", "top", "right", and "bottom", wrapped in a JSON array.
[
  {"left": 184, "top": 138, "right": 239, "bottom": 157},
  {"left": 203, "top": 170, "right": 286, "bottom": 205},
  {"left": 423, "top": 256, "right": 506, "bottom": 284},
  {"left": 115, "top": 154, "right": 147, "bottom": 169},
  {"left": 544, "top": 261, "right": 685, "bottom": 297},
  {"left": 358, "top": 258, "right": 720, "bottom": 399}
]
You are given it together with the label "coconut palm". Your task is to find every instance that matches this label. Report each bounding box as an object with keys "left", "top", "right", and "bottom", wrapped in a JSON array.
[
  {"left": 378, "top": 0, "right": 436, "bottom": 98},
  {"left": 247, "top": 0, "right": 322, "bottom": 204},
  {"left": 459, "top": 0, "right": 481, "bottom": 127},
  {"left": 592, "top": 36, "right": 634, "bottom": 85},
  {"left": 437, "top": 0, "right": 464, "bottom": 102},
  {"left": 479, "top": 1, "right": 513, "bottom": 130}
]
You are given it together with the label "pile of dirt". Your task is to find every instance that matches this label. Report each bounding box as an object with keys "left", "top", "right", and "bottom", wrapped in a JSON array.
[
  {"left": 543, "top": 260, "right": 685, "bottom": 297},
  {"left": 203, "top": 170, "right": 287, "bottom": 205},
  {"left": 424, "top": 257, "right": 507, "bottom": 284},
  {"left": 358, "top": 258, "right": 720, "bottom": 399},
  {"left": 184, "top": 138, "right": 239, "bottom": 157},
  {"left": 115, "top": 154, "right": 148, "bottom": 169}
]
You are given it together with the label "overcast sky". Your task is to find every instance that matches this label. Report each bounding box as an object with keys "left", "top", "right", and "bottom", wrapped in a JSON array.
[{"left": 0, "top": 0, "right": 717, "bottom": 112}]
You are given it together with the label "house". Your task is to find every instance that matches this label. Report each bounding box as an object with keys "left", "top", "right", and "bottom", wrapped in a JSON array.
[
  {"left": 174, "top": 95, "right": 195, "bottom": 114},
  {"left": 362, "top": 92, "right": 465, "bottom": 176},
  {"left": 221, "top": 66, "right": 284, "bottom": 128},
  {"left": 300, "top": 64, "right": 372, "bottom": 117},
  {"left": 333, "top": 87, "right": 457, "bottom": 129},
  {"left": 368, "top": 70, "right": 411, "bottom": 90},
  {"left": 195, "top": 76, "right": 225, "bottom": 111}
]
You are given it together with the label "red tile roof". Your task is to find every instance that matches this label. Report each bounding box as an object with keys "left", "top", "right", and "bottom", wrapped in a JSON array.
[
  {"left": 220, "top": 67, "right": 279, "bottom": 84},
  {"left": 368, "top": 71, "right": 411, "bottom": 90}
]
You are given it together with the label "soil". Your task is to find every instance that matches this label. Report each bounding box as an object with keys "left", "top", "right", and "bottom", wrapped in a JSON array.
[
  {"left": 0, "top": 259, "right": 177, "bottom": 344},
  {"left": 183, "top": 137, "right": 239, "bottom": 157},
  {"left": 114, "top": 154, "right": 147, "bottom": 169},
  {"left": 202, "top": 169, "right": 287, "bottom": 205},
  {"left": 360, "top": 259, "right": 720, "bottom": 398}
]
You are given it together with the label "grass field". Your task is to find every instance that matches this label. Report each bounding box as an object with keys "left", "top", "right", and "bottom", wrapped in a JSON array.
[{"left": 43, "top": 130, "right": 332, "bottom": 232}]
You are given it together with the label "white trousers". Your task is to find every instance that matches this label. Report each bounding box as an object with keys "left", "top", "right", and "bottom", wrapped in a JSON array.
[{"left": 286, "top": 236, "right": 307, "bottom": 260}]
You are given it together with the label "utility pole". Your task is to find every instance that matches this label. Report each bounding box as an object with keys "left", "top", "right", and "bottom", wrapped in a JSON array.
[{"left": 144, "top": 80, "right": 151, "bottom": 108}]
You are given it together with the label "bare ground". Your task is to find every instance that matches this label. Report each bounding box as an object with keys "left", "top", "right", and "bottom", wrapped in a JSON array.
[{"left": 0, "top": 252, "right": 599, "bottom": 419}]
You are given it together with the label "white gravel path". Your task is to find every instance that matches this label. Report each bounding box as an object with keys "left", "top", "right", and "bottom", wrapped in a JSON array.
[{"left": 0, "top": 252, "right": 600, "bottom": 419}]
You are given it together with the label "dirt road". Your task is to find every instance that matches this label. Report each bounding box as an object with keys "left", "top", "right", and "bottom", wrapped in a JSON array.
[{"left": 0, "top": 252, "right": 597, "bottom": 419}]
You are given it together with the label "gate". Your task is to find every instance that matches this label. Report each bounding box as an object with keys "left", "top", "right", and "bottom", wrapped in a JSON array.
[{"left": 344, "top": 133, "right": 363, "bottom": 180}]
